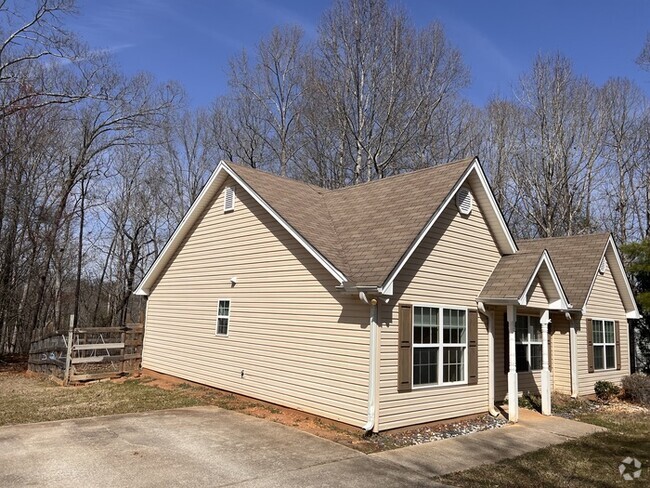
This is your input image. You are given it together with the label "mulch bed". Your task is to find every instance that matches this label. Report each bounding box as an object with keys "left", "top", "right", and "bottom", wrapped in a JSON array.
[{"left": 369, "top": 413, "right": 507, "bottom": 450}]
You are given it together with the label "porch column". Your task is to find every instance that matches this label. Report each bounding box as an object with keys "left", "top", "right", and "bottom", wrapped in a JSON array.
[
  {"left": 507, "top": 304, "right": 518, "bottom": 422},
  {"left": 540, "top": 310, "right": 552, "bottom": 415}
]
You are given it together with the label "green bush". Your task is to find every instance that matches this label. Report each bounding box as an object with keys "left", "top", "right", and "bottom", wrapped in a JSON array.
[
  {"left": 621, "top": 373, "right": 650, "bottom": 405},
  {"left": 519, "top": 391, "right": 542, "bottom": 412},
  {"left": 594, "top": 381, "right": 620, "bottom": 401}
]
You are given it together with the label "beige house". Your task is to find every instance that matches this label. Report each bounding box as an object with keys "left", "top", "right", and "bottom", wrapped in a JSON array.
[{"left": 135, "top": 157, "right": 640, "bottom": 432}]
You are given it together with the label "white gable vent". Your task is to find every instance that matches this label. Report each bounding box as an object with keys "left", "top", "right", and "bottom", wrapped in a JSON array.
[
  {"left": 455, "top": 187, "right": 473, "bottom": 216},
  {"left": 599, "top": 257, "right": 607, "bottom": 275},
  {"left": 224, "top": 186, "right": 235, "bottom": 213}
]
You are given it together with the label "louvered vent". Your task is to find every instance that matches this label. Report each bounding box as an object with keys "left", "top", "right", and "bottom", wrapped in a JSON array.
[
  {"left": 456, "top": 188, "right": 473, "bottom": 216},
  {"left": 599, "top": 257, "right": 607, "bottom": 275},
  {"left": 224, "top": 186, "right": 235, "bottom": 212}
]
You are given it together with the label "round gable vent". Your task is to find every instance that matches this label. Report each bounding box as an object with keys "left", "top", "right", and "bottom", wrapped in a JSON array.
[
  {"left": 599, "top": 257, "right": 607, "bottom": 275},
  {"left": 456, "top": 188, "right": 473, "bottom": 216}
]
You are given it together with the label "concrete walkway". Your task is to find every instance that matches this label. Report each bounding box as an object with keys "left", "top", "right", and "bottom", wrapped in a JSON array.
[
  {"left": 0, "top": 406, "right": 604, "bottom": 487},
  {"left": 373, "top": 408, "right": 606, "bottom": 478}
]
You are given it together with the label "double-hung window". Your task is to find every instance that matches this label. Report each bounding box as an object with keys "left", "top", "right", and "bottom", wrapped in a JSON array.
[
  {"left": 216, "top": 299, "right": 230, "bottom": 336},
  {"left": 515, "top": 315, "right": 542, "bottom": 372},
  {"left": 413, "top": 305, "right": 467, "bottom": 386},
  {"left": 592, "top": 319, "right": 616, "bottom": 370}
]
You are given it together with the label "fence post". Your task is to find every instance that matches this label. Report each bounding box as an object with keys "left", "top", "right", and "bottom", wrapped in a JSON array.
[
  {"left": 119, "top": 326, "right": 127, "bottom": 375},
  {"left": 63, "top": 315, "right": 74, "bottom": 385}
]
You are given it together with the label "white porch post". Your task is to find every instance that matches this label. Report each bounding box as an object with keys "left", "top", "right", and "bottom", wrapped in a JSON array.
[
  {"left": 507, "top": 304, "right": 518, "bottom": 422},
  {"left": 540, "top": 310, "right": 552, "bottom": 415}
]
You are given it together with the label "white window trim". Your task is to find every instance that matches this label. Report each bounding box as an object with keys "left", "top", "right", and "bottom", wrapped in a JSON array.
[
  {"left": 592, "top": 317, "right": 617, "bottom": 370},
  {"left": 215, "top": 298, "right": 231, "bottom": 337},
  {"left": 224, "top": 186, "right": 235, "bottom": 213},
  {"left": 515, "top": 314, "right": 543, "bottom": 372},
  {"left": 411, "top": 303, "right": 469, "bottom": 389}
]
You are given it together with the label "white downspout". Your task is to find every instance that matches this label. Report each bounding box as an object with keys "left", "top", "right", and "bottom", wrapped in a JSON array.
[
  {"left": 363, "top": 296, "right": 378, "bottom": 433},
  {"left": 568, "top": 312, "right": 579, "bottom": 398},
  {"left": 478, "top": 302, "right": 499, "bottom": 417}
]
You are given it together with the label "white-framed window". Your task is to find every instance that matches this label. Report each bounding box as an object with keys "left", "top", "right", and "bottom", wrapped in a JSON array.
[
  {"left": 216, "top": 299, "right": 230, "bottom": 336},
  {"left": 224, "top": 186, "right": 235, "bottom": 212},
  {"left": 592, "top": 319, "right": 616, "bottom": 370},
  {"left": 515, "top": 315, "right": 542, "bottom": 372},
  {"left": 412, "top": 305, "right": 467, "bottom": 387}
]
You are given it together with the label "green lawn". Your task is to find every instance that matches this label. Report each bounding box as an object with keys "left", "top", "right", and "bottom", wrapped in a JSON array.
[{"left": 440, "top": 408, "right": 650, "bottom": 487}]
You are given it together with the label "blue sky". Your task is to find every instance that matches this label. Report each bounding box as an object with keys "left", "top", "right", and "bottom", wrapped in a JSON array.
[{"left": 68, "top": 0, "right": 650, "bottom": 107}]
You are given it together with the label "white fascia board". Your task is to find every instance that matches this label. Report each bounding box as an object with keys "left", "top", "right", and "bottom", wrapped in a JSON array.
[
  {"left": 135, "top": 161, "right": 348, "bottom": 296},
  {"left": 518, "top": 250, "right": 570, "bottom": 310},
  {"left": 476, "top": 297, "right": 519, "bottom": 305},
  {"left": 471, "top": 158, "right": 519, "bottom": 254},
  {"left": 381, "top": 157, "right": 518, "bottom": 293},
  {"left": 134, "top": 161, "right": 228, "bottom": 295},
  {"left": 606, "top": 236, "right": 641, "bottom": 319}
]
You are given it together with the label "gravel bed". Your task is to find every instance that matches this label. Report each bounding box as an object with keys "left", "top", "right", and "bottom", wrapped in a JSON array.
[{"left": 369, "top": 413, "right": 507, "bottom": 450}]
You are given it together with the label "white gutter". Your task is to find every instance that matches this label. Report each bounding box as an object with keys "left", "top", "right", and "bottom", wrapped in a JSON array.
[
  {"left": 478, "top": 301, "right": 499, "bottom": 417},
  {"left": 362, "top": 294, "right": 379, "bottom": 433}
]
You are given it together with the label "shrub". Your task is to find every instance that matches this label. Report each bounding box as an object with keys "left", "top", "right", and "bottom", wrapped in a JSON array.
[
  {"left": 621, "top": 373, "right": 650, "bottom": 405},
  {"left": 519, "top": 391, "right": 542, "bottom": 412},
  {"left": 594, "top": 381, "right": 621, "bottom": 401}
]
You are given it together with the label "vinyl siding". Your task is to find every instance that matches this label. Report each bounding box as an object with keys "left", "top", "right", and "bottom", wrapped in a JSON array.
[
  {"left": 577, "top": 256, "right": 630, "bottom": 395},
  {"left": 378, "top": 186, "right": 501, "bottom": 431},
  {"left": 143, "top": 177, "right": 370, "bottom": 427},
  {"left": 551, "top": 312, "right": 572, "bottom": 394},
  {"left": 527, "top": 279, "right": 549, "bottom": 308}
]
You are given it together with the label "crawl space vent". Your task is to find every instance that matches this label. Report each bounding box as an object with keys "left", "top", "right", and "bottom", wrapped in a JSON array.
[
  {"left": 599, "top": 257, "right": 607, "bottom": 275},
  {"left": 455, "top": 188, "right": 473, "bottom": 216},
  {"left": 224, "top": 186, "right": 235, "bottom": 212}
]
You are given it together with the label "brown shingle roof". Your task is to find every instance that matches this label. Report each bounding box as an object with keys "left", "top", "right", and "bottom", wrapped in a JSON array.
[
  {"left": 227, "top": 157, "right": 475, "bottom": 286},
  {"left": 517, "top": 233, "right": 610, "bottom": 309},
  {"left": 479, "top": 252, "right": 544, "bottom": 300},
  {"left": 479, "top": 233, "right": 609, "bottom": 308}
]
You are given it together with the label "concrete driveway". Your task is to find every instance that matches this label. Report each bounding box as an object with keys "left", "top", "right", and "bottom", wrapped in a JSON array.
[{"left": 0, "top": 407, "right": 439, "bottom": 487}]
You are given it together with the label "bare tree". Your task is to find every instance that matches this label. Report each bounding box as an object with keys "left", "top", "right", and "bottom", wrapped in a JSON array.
[
  {"left": 228, "top": 26, "right": 305, "bottom": 176},
  {"left": 507, "top": 54, "right": 604, "bottom": 238}
]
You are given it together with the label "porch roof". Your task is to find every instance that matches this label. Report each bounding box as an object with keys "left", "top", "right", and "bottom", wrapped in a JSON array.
[{"left": 478, "top": 249, "right": 569, "bottom": 310}]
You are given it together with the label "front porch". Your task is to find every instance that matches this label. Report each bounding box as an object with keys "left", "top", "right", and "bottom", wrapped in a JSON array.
[{"left": 478, "top": 249, "right": 574, "bottom": 422}]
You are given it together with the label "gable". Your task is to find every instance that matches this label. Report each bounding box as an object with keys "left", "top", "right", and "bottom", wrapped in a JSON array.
[
  {"left": 526, "top": 279, "right": 550, "bottom": 308},
  {"left": 379, "top": 159, "right": 518, "bottom": 293},
  {"left": 150, "top": 177, "right": 343, "bottom": 296},
  {"left": 584, "top": 254, "right": 627, "bottom": 319},
  {"left": 393, "top": 183, "right": 502, "bottom": 306}
]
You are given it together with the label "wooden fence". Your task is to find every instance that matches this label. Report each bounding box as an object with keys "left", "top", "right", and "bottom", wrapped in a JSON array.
[{"left": 28, "top": 320, "right": 143, "bottom": 383}]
